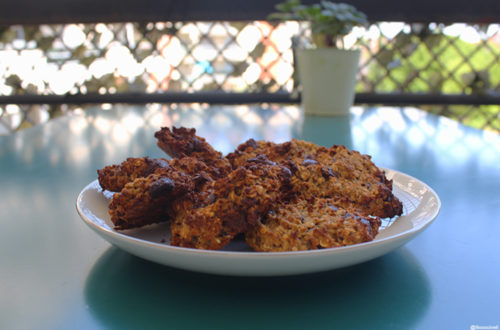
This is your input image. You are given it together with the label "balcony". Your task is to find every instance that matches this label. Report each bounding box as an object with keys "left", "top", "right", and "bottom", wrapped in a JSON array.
[{"left": 1, "top": 0, "right": 499, "bottom": 134}]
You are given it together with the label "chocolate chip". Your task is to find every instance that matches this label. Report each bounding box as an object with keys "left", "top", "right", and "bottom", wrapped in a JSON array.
[
  {"left": 146, "top": 158, "right": 170, "bottom": 174},
  {"left": 280, "top": 166, "right": 292, "bottom": 179},
  {"left": 247, "top": 155, "right": 276, "bottom": 166},
  {"left": 302, "top": 158, "right": 318, "bottom": 166},
  {"left": 283, "top": 160, "right": 298, "bottom": 174},
  {"left": 206, "top": 193, "right": 217, "bottom": 204},
  {"left": 193, "top": 172, "right": 212, "bottom": 188},
  {"left": 274, "top": 142, "right": 291, "bottom": 155},
  {"left": 149, "top": 177, "right": 175, "bottom": 198},
  {"left": 246, "top": 138, "right": 258, "bottom": 149},
  {"left": 321, "top": 167, "right": 337, "bottom": 178},
  {"left": 190, "top": 137, "right": 205, "bottom": 152}
]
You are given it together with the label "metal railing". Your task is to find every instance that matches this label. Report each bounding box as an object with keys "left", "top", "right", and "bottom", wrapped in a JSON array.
[{"left": 1, "top": 2, "right": 500, "bottom": 134}]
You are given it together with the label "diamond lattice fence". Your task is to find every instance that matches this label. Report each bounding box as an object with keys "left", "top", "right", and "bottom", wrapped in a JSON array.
[{"left": 1, "top": 21, "right": 499, "bottom": 135}]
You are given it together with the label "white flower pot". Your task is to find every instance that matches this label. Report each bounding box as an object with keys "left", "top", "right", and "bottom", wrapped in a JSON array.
[{"left": 296, "top": 48, "right": 361, "bottom": 116}]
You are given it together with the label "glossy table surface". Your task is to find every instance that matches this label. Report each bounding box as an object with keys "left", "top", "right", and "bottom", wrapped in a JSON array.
[{"left": 1, "top": 104, "right": 499, "bottom": 330}]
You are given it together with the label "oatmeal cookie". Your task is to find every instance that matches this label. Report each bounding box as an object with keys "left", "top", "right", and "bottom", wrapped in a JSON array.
[
  {"left": 289, "top": 159, "right": 402, "bottom": 218},
  {"left": 226, "top": 138, "right": 321, "bottom": 168},
  {"left": 227, "top": 139, "right": 402, "bottom": 218},
  {"left": 154, "top": 126, "right": 231, "bottom": 178},
  {"left": 99, "top": 126, "right": 402, "bottom": 252},
  {"left": 108, "top": 167, "right": 193, "bottom": 229},
  {"left": 246, "top": 198, "right": 381, "bottom": 252},
  {"left": 97, "top": 157, "right": 170, "bottom": 192},
  {"left": 170, "top": 156, "right": 292, "bottom": 250}
]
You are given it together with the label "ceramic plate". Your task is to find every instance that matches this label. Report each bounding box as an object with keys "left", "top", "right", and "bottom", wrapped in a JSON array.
[{"left": 76, "top": 169, "right": 440, "bottom": 276}]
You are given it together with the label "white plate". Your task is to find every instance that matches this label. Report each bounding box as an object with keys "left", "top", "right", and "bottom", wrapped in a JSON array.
[{"left": 76, "top": 169, "right": 440, "bottom": 276}]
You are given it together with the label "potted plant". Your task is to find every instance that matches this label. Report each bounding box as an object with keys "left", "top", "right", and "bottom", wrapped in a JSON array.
[{"left": 270, "top": 0, "right": 367, "bottom": 116}]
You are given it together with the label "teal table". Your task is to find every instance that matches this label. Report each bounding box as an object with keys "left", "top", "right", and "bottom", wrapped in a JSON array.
[{"left": 1, "top": 105, "right": 499, "bottom": 329}]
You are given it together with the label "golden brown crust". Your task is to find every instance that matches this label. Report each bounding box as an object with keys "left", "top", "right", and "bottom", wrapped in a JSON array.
[
  {"left": 104, "top": 153, "right": 219, "bottom": 231},
  {"left": 289, "top": 160, "right": 402, "bottom": 218},
  {"left": 169, "top": 157, "right": 292, "bottom": 250},
  {"left": 100, "top": 127, "right": 402, "bottom": 251},
  {"left": 97, "top": 157, "right": 170, "bottom": 192},
  {"left": 154, "top": 126, "right": 231, "bottom": 178},
  {"left": 170, "top": 156, "right": 221, "bottom": 185},
  {"left": 227, "top": 139, "right": 402, "bottom": 218},
  {"left": 108, "top": 167, "right": 193, "bottom": 229},
  {"left": 246, "top": 198, "right": 381, "bottom": 252},
  {"left": 226, "top": 139, "right": 277, "bottom": 168},
  {"left": 226, "top": 139, "right": 321, "bottom": 168}
]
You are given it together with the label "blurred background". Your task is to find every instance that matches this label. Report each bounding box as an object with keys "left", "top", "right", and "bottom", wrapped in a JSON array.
[{"left": 1, "top": 0, "right": 499, "bottom": 135}]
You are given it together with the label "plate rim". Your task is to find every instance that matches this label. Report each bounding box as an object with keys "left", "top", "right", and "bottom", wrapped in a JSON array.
[{"left": 76, "top": 168, "right": 441, "bottom": 273}]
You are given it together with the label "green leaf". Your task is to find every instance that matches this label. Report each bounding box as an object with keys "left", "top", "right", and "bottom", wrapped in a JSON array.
[
  {"left": 270, "top": 0, "right": 368, "bottom": 47},
  {"left": 276, "top": 0, "right": 301, "bottom": 11}
]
